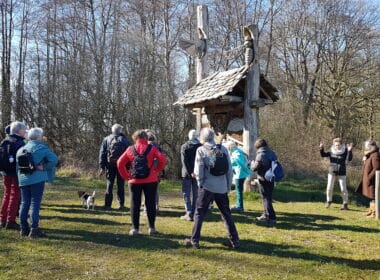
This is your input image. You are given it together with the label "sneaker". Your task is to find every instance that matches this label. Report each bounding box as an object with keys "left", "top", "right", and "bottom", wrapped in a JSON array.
[
  {"left": 184, "top": 238, "right": 200, "bottom": 249},
  {"left": 28, "top": 228, "right": 47, "bottom": 239},
  {"left": 256, "top": 214, "right": 268, "bottom": 222},
  {"left": 325, "top": 201, "right": 332, "bottom": 208},
  {"left": 148, "top": 228, "right": 158, "bottom": 235},
  {"left": 5, "top": 221, "right": 20, "bottom": 231},
  {"left": 230, "top": 206, "right": 244, "bottom": 213},
  {"left": 222, "top": 239, "right": 240, "bottom": 249},
  {"left": 180, "top": 214, "right": 193, "bottom": 221},
  {"left": 20, "top": 227, "right": 30, "bottom": 237},
  {"left": 129, "top": 229, "right": 141, "bottom": 236}
]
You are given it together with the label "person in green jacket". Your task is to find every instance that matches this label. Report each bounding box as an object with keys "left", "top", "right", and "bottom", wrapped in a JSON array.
[
  {"left": 225, "top": 141, "right": 252, "bottom": 212},
  {"left": 16, "top": 127, "right": 58, "bottom": 239}
]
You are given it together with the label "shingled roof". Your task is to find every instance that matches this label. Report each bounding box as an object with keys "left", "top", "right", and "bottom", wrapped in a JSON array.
[{"left": 174, "top": 66, "right": 278, "bottom": 107}]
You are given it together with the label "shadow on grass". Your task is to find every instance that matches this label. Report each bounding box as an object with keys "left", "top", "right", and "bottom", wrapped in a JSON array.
[
  {"left": 46, "top": 228, "right": 182, "bottom": 250},
  {"left": 272, "top": 212, "right": 380, "bottom": 233},
  {"left": 42, "top": 205, "right": 126, "bottom": 216},
  {"left": 40, "top": 215, "right": 125, "bottom": 226},
  {"left": 44, "top": 228, "right": 379, "bottom": 271}
]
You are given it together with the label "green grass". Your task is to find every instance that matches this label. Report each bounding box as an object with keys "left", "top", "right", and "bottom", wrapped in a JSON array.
[{"left": 0, "top": 171, "right": 379, "bottom": 280}]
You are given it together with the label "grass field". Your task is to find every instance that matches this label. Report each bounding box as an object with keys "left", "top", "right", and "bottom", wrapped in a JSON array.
[{"left": 0, "top": 171, "right": 379, "bottom": 280}]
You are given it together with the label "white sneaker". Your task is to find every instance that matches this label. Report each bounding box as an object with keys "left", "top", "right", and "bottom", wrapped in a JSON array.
[{"left": 129, "top": 229, "right": 140, "bottom": 236}]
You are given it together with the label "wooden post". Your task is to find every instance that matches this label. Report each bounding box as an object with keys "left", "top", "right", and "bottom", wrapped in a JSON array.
[
  {"left": 376, "top": 171, "right": 380, "bottom": 220},
  {"left": 243, "top": 25, "right": 259, "bottom": 159},
  {"left": 243, "top": 25, "right": 260, "bottom": 192},
  {"left": 195, "top": 5, "right": 208, "bottom": 131}
]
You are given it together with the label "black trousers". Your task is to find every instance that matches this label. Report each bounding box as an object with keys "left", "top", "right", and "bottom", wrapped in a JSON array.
[
  {"left": 191, "top": 187, "right": 239, "bottom": 244},
  {"left": 259, "top": 180, "right": 276, "bottom": 220},
  {"left": 129, "top": 182, "right": 158, "bottom": 229},
  {"left": 105, "top": 164, "right": 125, "bottom": 207}
]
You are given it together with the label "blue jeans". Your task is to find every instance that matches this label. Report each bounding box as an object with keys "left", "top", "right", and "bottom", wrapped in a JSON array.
[
  {"left": 191, "top": 187, "right": 239, "bottom": 244},
  {"left": 20, "top": 181, "right": 45, "bottom": 229},
  {"left": 182, "top": 177, "right": 198, "bottom": 216}
]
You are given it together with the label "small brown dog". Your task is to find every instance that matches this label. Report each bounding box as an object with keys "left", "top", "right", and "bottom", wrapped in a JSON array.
[{"left": 78, "top": 190, "right": 96, "bottom": 210}]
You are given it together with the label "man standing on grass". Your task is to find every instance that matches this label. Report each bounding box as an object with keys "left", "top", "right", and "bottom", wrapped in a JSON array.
[
  {"left": 99, "top": 124, "right": 130, "bottom": 210},
  {"left": 251, "top": 138, "right": 278, "bottom": 225},
  {"left": 184, "top": 128, "right": 240, "bottom": 249},
  {"left": 180, "top": 129, "right": 201, "bottom": 221}
]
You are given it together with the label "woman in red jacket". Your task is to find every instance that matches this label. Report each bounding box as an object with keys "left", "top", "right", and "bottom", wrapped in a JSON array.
[{"left": 117, "top": 129, "right": 166, "bottom": 236}]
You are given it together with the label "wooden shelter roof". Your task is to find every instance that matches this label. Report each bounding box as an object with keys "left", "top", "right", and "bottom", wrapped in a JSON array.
[{"left": 174, "top": 66, "right": 278, "bottom": 107}]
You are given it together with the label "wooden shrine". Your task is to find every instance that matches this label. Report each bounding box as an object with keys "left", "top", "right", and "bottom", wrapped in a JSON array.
[{"left": 175, "top": 5, "right": 278, "bottom": 160}]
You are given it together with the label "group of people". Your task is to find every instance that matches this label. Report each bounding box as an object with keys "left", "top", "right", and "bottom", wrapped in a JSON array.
[
  {"left": 97, "top": 125, "right": 279, "bottom": 248},
  {"left": 320, "top": 137, "right": 379, "bottom": 217},
  {"left": 1, "top": 121, "right": 379, "bottom": 246},
  {"left": 0, "top": 121, "right": 58, "bottom": 238}
]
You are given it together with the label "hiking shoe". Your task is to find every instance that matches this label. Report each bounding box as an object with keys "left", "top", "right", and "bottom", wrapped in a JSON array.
[
  {"left": 5, "top": 221, "right": 20, "bottom": 231},
  {"left": 20, "top": 227, "right": 30, "bottom": 237},
  {"left": 180, "top": 214, "right": 193, "bottom": 221},
  {"left": 129, "top": 229, "right": 141, "bottom": 236},
  {"left": 28, "top": 228, "right": 47, "bottom": 239},
  {"left": 340, "top": 203, "right": 349, "bottom": 211},
  {"left": 119, "top": 206, "right": 127, "bottom": 211},
  {"left": 230, "top": 206, "right": 244, "bottom": 213},
  {"left": 325, "top": 201, "right": 332, "bottom": 208},
  {"left": 222, "top": 239, "right": 240, "bottom": 249},
  {"left": 148, "top": 228, "right": 158, "bottom": 235},
  {"left": 184, "top": 238, "right": 200, "bottom": 249}
]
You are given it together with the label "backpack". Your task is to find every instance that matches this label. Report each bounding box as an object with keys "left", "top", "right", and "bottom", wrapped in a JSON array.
[
  {"left": 0, "top": 137, "right": 16, "bottom": 172},
  {"left": 209, "top": 144, "right": 229, "bottom": 176},
  {"left": 130, "top": 145, "right": 152, "bottom": 179},
  {"left": 107, "top": 135, "right": 127, "bottom": 165},
  {"left": 17, "top": 148, "right": 36, "bottom": 174},
  {"left": 264, "top": 160, "right": 284, "bottom": 182}
]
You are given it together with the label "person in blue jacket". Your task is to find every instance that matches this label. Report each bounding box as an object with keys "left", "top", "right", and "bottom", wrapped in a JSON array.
[
  {"left": 225, "top": 141, "right": 252, "bottom": 212},
  {"left": 16, "top": 127, "right": 58, "bottom": 238}
]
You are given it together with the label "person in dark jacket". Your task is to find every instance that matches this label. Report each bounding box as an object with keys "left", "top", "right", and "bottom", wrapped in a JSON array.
[
  {"left": 180, "top": 129, "right": 201, "bottom": 221},
  {"left": 320, "top": 138, "right": 353, "bottom": 210},
  {"left": 251, "top": 138, "right": 278, "bottom": 225},
  {"left": 99, "top": 124, "right": 130, "bottom": 210},
  {"left": 117, "top": 129, "right": 166, "bottom": 236},
  {"left": 356, "top": 140, "right": 380, "bottom": 218},
  {"left": 0, "top": 122, "right": 27, "bottom": 230}
]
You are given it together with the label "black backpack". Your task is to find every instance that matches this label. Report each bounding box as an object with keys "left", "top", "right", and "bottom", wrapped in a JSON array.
[
  {"left": 17, "top": 148, "right": 36, "bottom": 174},
  {"left": 0, "top": 137, "right": 16, "bottom": 173},
  {"left": 130, "top": 145, "right": 152, "bottom": 179},
  {"left": 209, "top": 144, "right": 229, "bottom": 176},
  {"left": 107, "top": 136, "right": 127, "bottom": 164}
]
